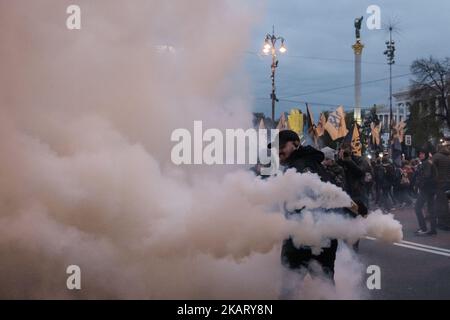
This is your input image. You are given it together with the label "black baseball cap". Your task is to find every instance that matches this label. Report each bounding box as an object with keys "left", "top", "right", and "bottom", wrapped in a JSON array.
[{"left": 267, "top": 130, "right": 300, "bottom": 149}]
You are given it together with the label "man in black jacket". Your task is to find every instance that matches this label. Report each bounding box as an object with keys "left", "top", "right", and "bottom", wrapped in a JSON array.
[
  {"left": 415, "top": 149, "right": 438, "bottom": 235},
  {"left": 432, "top": 143, "right": 450, "bottom": 230},
  {"left": 336, "top": 143, "right": 366, "bottom": 252},
  {"left": 268, "top": 130, "right": 338, "bottom": 287},
  {"left": 337, "top": 144, "right": 364, "bottom": 202}
]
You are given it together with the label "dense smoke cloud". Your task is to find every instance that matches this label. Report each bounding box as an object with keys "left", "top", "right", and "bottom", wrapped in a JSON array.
[{"left": 0, "top": 0, "right": 402, "bottom": 299}]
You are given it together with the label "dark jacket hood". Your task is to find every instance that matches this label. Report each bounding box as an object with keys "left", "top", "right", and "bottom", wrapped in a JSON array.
[{"left": 286, "top": 145, "right": 325, "bottom": 164}]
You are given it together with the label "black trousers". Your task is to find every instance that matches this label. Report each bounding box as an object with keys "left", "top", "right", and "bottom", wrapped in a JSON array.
[
  {"left": 281, "top": 238, "right": 338, "bottom": 280},
  {"left": 415, "top": 190, "right": 436, "bottom": 232},
  {"left": 378, "top": 184, "right": 393, "bottom": 210},
  {"left": 435, "top": 183, "right": 450, "bottom": 227}
]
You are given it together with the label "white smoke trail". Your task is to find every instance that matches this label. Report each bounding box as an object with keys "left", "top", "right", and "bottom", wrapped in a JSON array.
[
  {"left": 0, "top": 0, "right": 402, "bottom": 299},
  {"left": 283, "top": 243, "right": 369, "bottom": 300},
  {"left": 146, "top": 169, "right": 402, "bottom": 260}
]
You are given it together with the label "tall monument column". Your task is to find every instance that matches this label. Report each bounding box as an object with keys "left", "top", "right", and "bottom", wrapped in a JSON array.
[{"left": 352, "top": 17, "right": 364, "bottom": 125}]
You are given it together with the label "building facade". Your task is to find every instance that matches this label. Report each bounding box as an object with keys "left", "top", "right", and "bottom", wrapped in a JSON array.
[{"left": 377, "top": 89, "right": 410, "bottom": 131}]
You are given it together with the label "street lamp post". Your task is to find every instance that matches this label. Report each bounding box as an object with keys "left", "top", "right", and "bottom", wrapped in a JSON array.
[
  {"left": 384, "top": 27, "right": 396, "bottom": 139},
  {"left": 263, "top": 26, "right": 286, "bottom": 122}
]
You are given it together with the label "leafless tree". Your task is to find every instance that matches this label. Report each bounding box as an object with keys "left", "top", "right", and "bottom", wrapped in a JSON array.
[{"left": 410, "top": 56, "right": 450, "bottom": 128}]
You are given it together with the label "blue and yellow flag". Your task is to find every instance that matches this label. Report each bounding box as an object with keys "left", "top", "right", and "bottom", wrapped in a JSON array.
[{"left": 324, "top": 106, "right": 348, "bottom": 141}]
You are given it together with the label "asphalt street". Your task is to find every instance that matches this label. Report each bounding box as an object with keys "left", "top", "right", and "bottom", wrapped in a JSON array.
[{"left": 358, "top": 206, "right": 450, "bottom": 299}]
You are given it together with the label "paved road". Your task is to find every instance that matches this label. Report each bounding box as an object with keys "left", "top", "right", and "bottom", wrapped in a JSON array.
[{"left": 358, "top": 206, "right": 450, "bottom": 299}]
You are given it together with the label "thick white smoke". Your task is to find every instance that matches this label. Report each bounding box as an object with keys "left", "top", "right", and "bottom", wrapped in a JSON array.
[
  {"left": 282, "top": 244, "right": 369, "bottom": 300},
  {"left": 0, "top": 0, "right": 402, "bottom": 299}
]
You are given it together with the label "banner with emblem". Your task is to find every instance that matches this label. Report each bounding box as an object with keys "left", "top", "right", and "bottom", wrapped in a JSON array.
[
  {"left": 324, "top": 105, "right": 348, "bottom": 140},
  {"left": 370, "top": 122, "right": 381, "bottom": 146},
  {"left": 315, "top": 112, "right": 326, "bottom": 137},
  {"left": 344, "top": 123, "right": 362, "bottom": 157},
  {"left": 395, "top": 121, "right": 406, "bottom": 143}
]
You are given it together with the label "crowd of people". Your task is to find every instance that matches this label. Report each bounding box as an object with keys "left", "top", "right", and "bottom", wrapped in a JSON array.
[
  {"left": 320, "top": 140, "right": 450, "bottom": 236},
  {"left": 251, "top": 130, "right": 450, "bottom": 296},
  {"left": 252, "top": 131, "right": 450, "bottom": 238}
]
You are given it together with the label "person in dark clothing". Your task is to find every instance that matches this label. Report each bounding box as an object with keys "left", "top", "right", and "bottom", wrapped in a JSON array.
[
  {"left": 357, "top": 156, "right": 373, "bottom": 208},
  {"left": 322, "top": 148, "right": 346, "bottom": 190},
  {"left": 363, "top": 160, "right": 375, "bottom": 204},
  {"left": 337, "top": 145, "right": 364, "bottom": 202},
  {"left": 432, "top": 143, "right": 450, "bottom": 230},
  {"left": 402, "top": 160, "right": 415, "bottom": 199},
  {"left": 368, "top": 160, "right": 377, "bottom": 202},
  {"left": 383, "top": 158, "right": 399, "bottom": 207},
  {"left": 415, "top": 149, "right": 438, "bottom": 236},
  {"left": 268, "top": 130, "right": 338, "bottom": 290},
  {"left": 409, "top": 159, "right": 419, "bottom": 198},
  {"left": 373, "top": 158, "right": 385, "bottom": 207},
  {"left": 336, "top": 144, "right": 365, "bottom": 252},
  {"left": 270, "top": 131, "right": 366, "bottom": 299},
  {"left": 397, "top": 162, "right": 413, "bottom": 207},
  {"left": 378, "top": 157, "right": 394, "bottom": 209}
]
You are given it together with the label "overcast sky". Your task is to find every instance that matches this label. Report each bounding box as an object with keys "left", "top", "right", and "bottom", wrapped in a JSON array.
[{"left": 243, "top": 0, "right": 450, "bottom": 118}]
